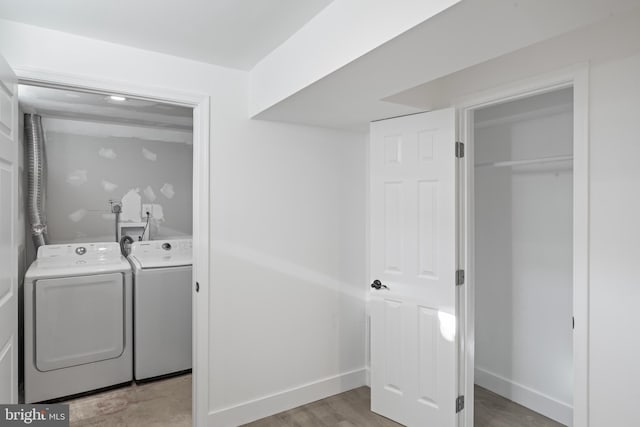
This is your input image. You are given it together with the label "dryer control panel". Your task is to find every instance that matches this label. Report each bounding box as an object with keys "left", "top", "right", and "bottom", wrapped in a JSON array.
[{"left": 128, "top": 239, "right": 192, "bottom": 269}]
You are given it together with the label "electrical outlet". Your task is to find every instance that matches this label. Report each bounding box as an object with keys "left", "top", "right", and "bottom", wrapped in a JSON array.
[
  {"left": 109, "top": 200, "right": 122, "bottom": 214},
  {"left": 142, "top": 204, "right": 153, "bottom": 217}
]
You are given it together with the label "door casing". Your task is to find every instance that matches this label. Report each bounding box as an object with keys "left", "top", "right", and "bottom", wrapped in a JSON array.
[
  {"left": 13, "top": 67, "right": 211, "bottom": 427},
  {"left": 457, "top": 64, "right": 590, "bottom": 427}
]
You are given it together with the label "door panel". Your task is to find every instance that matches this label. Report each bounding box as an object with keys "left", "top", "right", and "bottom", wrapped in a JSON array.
[
  {"left": 417, "top": 306, "right": 438, "bottom": 406},
  {"left": 383, "top": 182, "right": 403, "bottom": 273},
  {"left": 0, "top": 53, "right": 17, "bottom": 404},
  {"left": 370, "top": 109, "right": 458, "bottom": 427}
]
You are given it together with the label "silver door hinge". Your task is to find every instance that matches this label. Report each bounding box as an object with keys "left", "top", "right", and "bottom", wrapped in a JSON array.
[
  {"left": 456, "top": 269, "right": 465, "bottom": 286},
  {"left": 455, "top": 141, "right": 465, "bottom": 158},
  {"left": 456, "top": 395, "right": 465, "bottom": 413}
]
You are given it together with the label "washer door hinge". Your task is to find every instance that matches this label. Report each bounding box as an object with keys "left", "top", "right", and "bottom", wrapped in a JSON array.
[
  {"left": 456, "top": 395, "right": 465, "bottom": 413},
  {"left": 456, "top": 269, "right": 465, "bottom": 286},
  {"left": 456, "top": 141, "right": 465, "bottom": 158}
]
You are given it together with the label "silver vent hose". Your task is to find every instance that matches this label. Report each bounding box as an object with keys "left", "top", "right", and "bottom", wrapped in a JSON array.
[{"left": 24, "top": 114, "right": 48, "bottom": 249}]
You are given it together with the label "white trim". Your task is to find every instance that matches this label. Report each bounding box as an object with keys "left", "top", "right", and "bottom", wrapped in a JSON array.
[
  {"left": 475, "top": 155, "right": 573, "bottom": 169},
  {"left": 13, "top": 66, "right": 211, "bottom": 427},
  {"left": 571, "top": 65, "right": 590, "bottom": 427},
  {"left": 475, "top": 367, "right": 572, "bottom": 426},
  {"left": 457, "top": 63, "right": 590, "bottom": 427},
  {"left": 41, "top": 117, "right": 193, "bottom": 145},
  {"left": 473, "top": 102, "right": 572, "bottom": 130},
  {"left": 207, "top": 368, "right": 367, "bottom": 427}
]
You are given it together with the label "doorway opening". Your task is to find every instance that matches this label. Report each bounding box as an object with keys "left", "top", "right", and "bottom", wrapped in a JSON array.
[
  {"left": 15, "top": 80, "right": 204, "bottom": 425},
  {"left": 471, "top": 88, "right": 573, "bottom": 427}
]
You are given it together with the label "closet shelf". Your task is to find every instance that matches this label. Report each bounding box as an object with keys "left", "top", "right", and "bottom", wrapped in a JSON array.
[{"left": 475, "top": 155, "right": 573, "bottom": 169}]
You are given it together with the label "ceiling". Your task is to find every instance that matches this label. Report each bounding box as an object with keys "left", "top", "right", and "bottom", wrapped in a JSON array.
[
  {"left": 0, "top": 0, "right": 333, "bottom": 70},
  {"left": 253, "top": 0, "right": 640, "bottom": 131},
  {"left": 19, "top": 84, "right": 193, "bottom": 131}
]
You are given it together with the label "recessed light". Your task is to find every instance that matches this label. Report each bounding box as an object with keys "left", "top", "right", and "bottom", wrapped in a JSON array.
[{"left": 109, "top": 95, "right": 126, "bottom": 102}]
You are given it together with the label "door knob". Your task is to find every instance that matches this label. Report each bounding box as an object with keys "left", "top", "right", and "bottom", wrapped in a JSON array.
[{"left": 371, "top": 279, "right": 388, "bottom": 290}]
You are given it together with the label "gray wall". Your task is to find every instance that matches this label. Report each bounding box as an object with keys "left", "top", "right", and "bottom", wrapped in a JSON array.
[{"left": 40, "top": 119, "right": 192, "bottom": 244}]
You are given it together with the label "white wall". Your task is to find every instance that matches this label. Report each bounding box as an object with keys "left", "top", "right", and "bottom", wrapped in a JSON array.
[
  {"left": 208, "top": 119, "right": 367, "bottom": 424},
  {"left": 588, "top": 51, "right": 640, "bottom": 427},
  {"left": 0, "top": 19, "right": 368, "bottom": 426},
  {"left": 474, "top": 91, "right": 574, "bottom": 425}
]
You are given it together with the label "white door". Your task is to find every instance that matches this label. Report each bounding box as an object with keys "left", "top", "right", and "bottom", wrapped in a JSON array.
[
  {"left": 0, "top": 54, "right": 18, "bottom": 403},
  {"left": 369, "top": 109, "right": 459, "bottom": 426}
]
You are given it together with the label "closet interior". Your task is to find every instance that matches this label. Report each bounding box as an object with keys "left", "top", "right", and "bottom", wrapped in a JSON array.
[{"left": 473, "top": 88, "right": 574, "bottom": 426}]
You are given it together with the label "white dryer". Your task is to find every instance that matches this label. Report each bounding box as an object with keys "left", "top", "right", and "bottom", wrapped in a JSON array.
[
  {"left": 128, "top": 239, "right": 192, "bottom": 380},
  {"left": 24, "top": 242, "right": 133, "bottom": 403}
]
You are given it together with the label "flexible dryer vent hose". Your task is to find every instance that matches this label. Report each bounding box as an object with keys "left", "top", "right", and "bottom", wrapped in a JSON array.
[{"left": 24, "top": 113, "right": 48, "bottom": 249}]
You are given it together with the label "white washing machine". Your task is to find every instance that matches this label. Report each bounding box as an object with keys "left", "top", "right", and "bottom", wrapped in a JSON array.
[
  {"left": 24, "top": 242, "right": 133, "bottom": 403},
  {"left": 128, "top": 239, "right": 192, "bottom": 380}
]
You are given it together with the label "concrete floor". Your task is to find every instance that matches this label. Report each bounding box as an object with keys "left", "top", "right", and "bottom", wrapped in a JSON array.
[{"left": 65, "top": 374, "right": 191, "bottom": 426}]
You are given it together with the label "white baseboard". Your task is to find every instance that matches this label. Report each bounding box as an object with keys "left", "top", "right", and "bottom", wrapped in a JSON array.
[
  {"left": 475, "top": 367, "right": 573, "bottom": 426},
  {"left": 208, "top": 368, "right": 367, "bottom": 427}
]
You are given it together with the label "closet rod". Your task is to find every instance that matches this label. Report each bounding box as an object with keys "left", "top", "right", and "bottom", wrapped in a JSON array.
[{"left": 475, "top": 155, "right": 573, "bottom": 169}]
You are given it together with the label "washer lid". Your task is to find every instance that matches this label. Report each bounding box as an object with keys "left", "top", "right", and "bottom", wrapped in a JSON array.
[
  {"left": 128, "top": 239, "right": 192, "bottom": 269},
  {"left": 26, "top": 242, "right": 131, "bottom": 279}
]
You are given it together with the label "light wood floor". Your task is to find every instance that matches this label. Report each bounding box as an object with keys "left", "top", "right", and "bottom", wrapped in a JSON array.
[
  {"left": 64, "top": 377, "right": 565, "bottom": 427},
  {"left": 65, "top": 374, "right": 191, "bottom": 426},
  {"left": 474, "top": 386, "right": 566, "bottom": 427},
  {"left": 244, "top": 386, "right": 567, "bottom": 427},
  {"left": 243, "top": 386, "right": 399, "bottom": 427}
]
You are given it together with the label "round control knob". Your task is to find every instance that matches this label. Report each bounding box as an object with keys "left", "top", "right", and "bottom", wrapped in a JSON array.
[{"left": 75, "top": 246, "right": 87, "bottom": 255}]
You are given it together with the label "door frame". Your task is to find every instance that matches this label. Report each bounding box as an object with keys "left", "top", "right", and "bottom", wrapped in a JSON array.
[
  {"left": 456, "top": 64, "right": 589, "bottom": 427},
  {"left": 13, "top": 66, "right": 211, "bottom": 427}
]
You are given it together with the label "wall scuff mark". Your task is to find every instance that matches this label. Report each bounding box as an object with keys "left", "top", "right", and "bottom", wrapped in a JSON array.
[
  {"left": 160, "top": 183, "right": 175, "bottom": 199},
  {"left": 101, "top": 180, "right": 118, "bottom": 192},
  {"left": 143, "top": 185, "right": 157, "bottom": 202},
  {"left": 66, "top": 169, "right": 88, "bottom": 186},
  {"left": 98, "top": 147, "right": 117, "bottom": 159},
  {"left": 68, "top": 208, "right": 87, "bottom": 223},
  {"left": 142, "top": 147, "right": 157, "bottom": 162}
]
